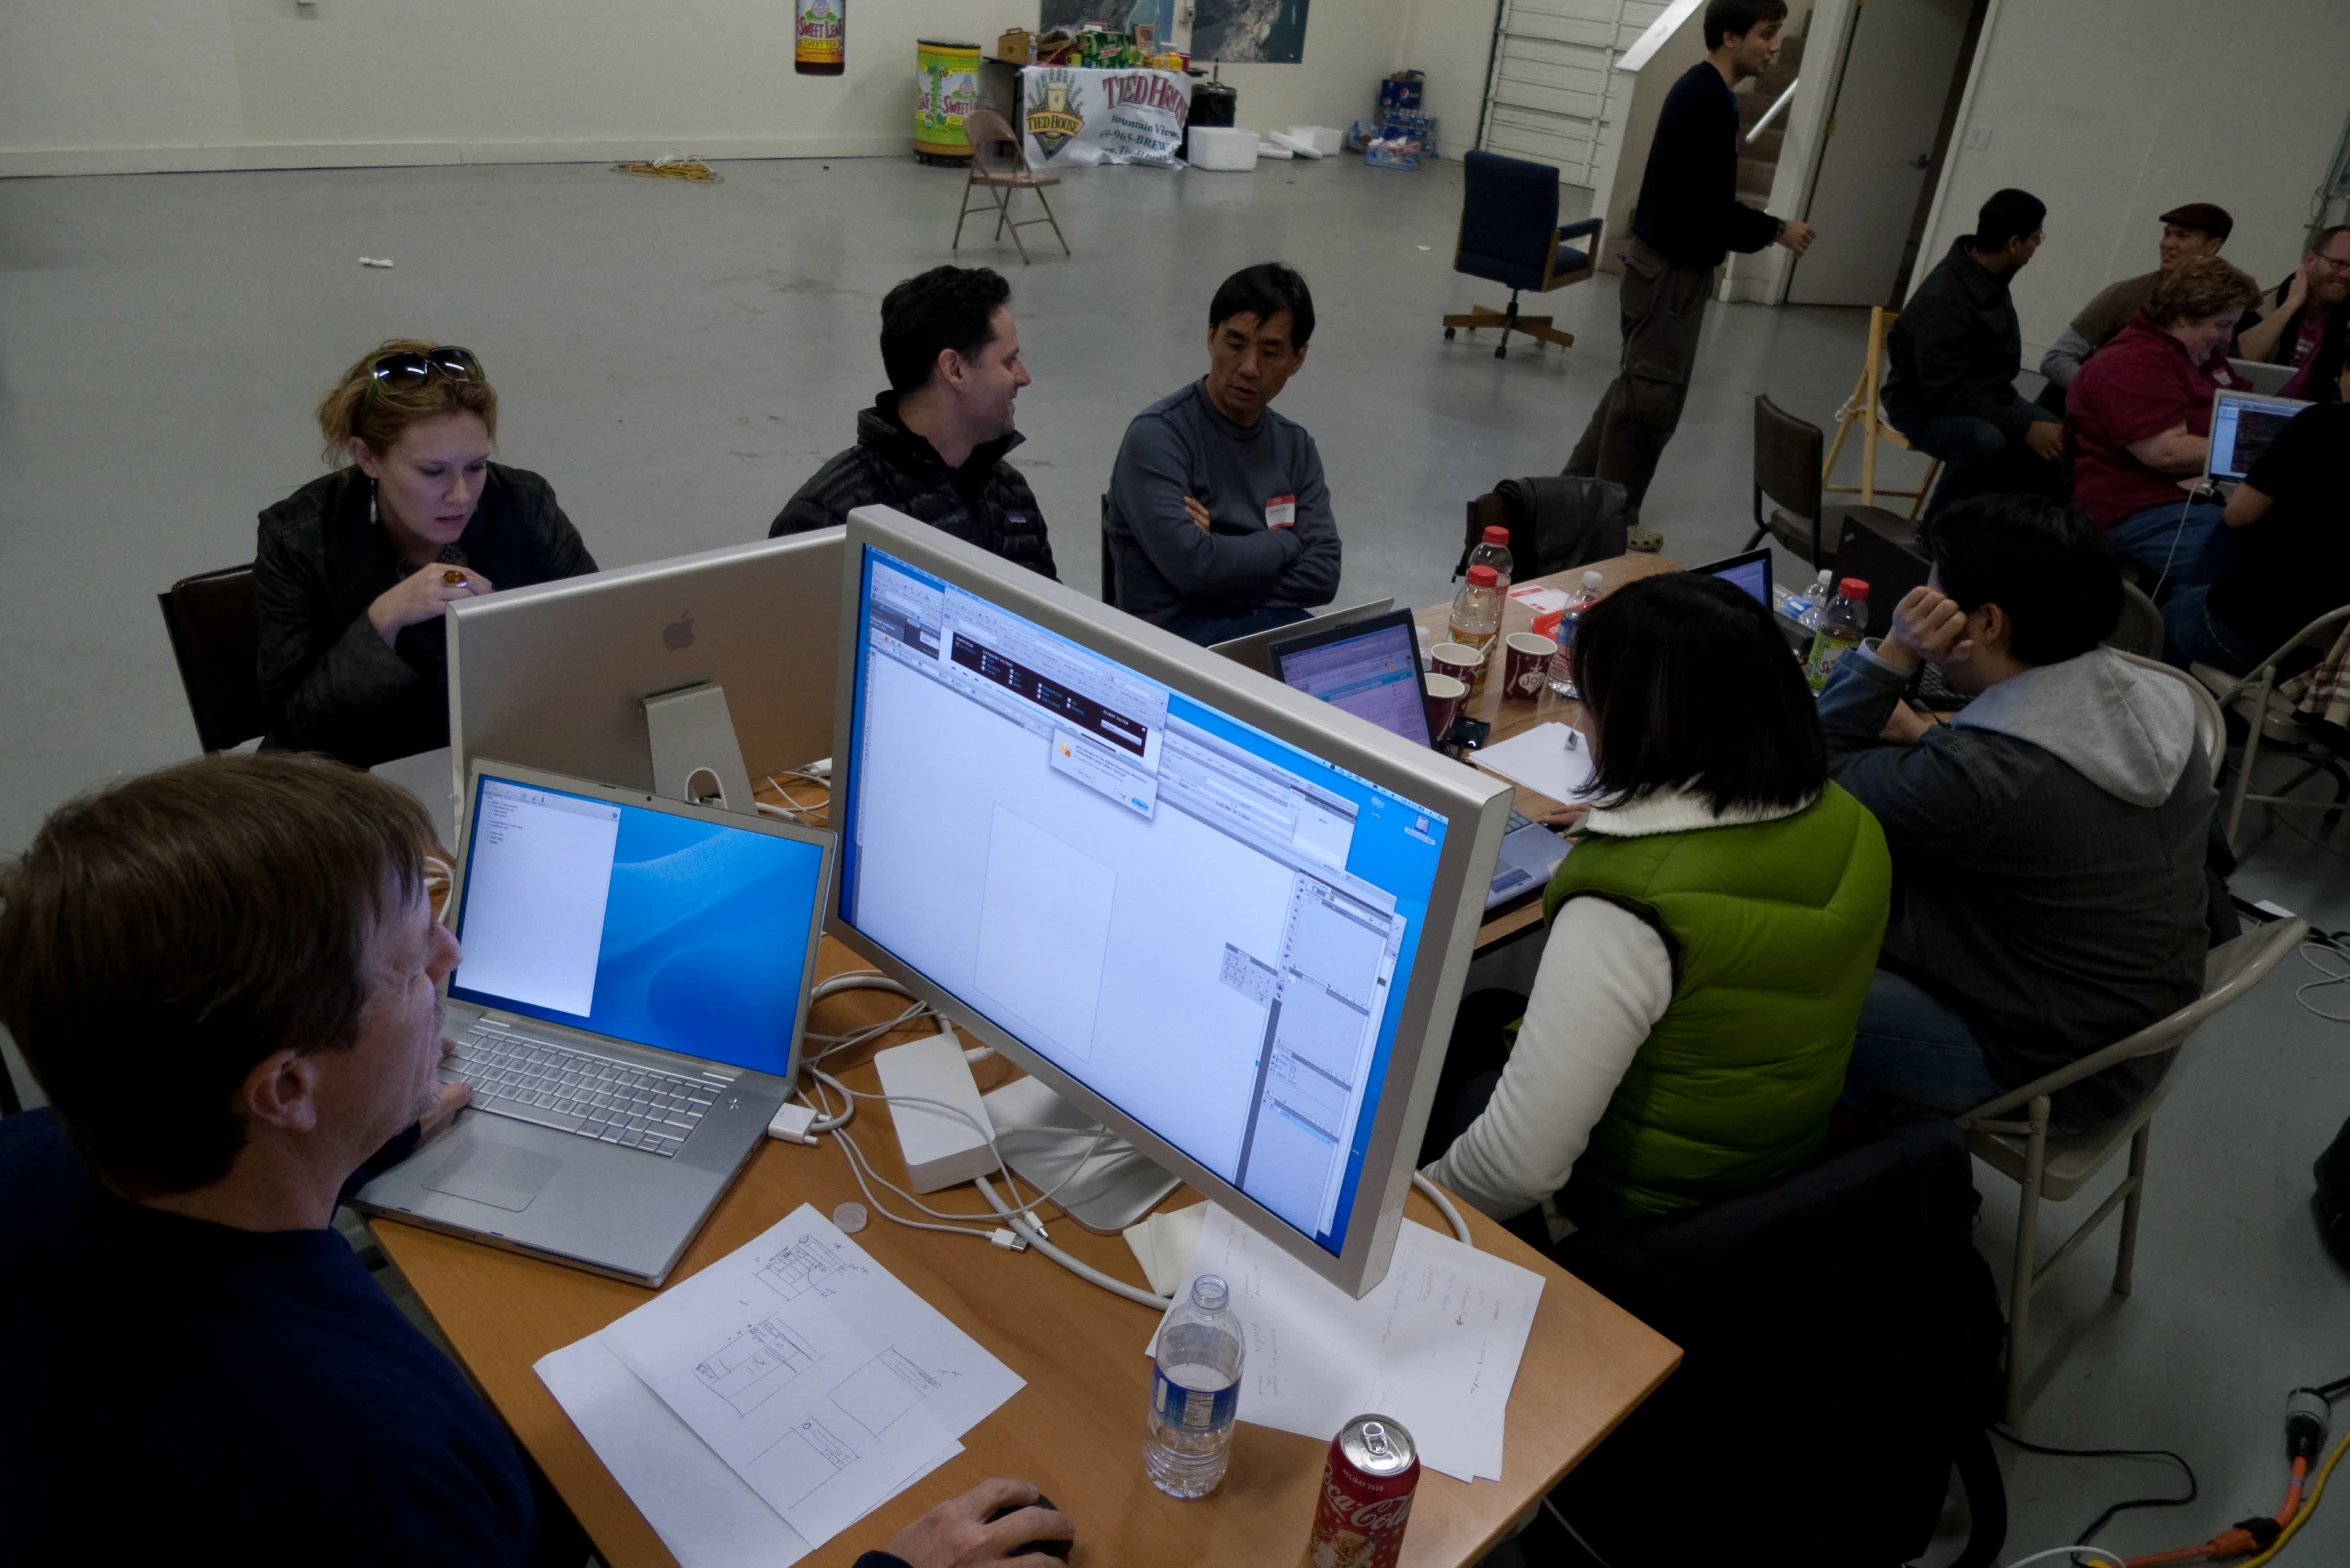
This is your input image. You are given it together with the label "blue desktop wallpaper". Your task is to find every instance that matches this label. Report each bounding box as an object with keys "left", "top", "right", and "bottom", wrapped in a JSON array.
[{"left": 453, "top": 803, "right": 826, "bottom": 1077}]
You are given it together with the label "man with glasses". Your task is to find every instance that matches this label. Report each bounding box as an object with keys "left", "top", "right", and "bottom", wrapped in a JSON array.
[{"left": 2233, "top": 225, "right": 2350, "bottom": 402}]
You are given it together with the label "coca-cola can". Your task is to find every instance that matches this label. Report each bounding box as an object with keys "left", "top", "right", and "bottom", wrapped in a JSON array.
[{"left": 1306, "top": 1413, "right": 1419, "bottom": 1568}]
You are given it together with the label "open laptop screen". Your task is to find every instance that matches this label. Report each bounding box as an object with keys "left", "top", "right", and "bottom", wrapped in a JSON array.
[
  {"left": 448, "top": 774, "right": 827, "bottom": 1076},
  {"left": 2211, "top": 391, "right": 2308, "bottom": 483},
  {"left": 1266, "top": 611, "right": 1433, "bottom": 747},
  {"left": 1691, "top": 547, "right": 1773, "bottom": 609}
]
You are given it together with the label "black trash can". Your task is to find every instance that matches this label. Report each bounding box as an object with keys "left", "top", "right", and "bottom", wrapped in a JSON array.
[{"left": 1183, "top": 80, "right": 1236, "bottom": 163}]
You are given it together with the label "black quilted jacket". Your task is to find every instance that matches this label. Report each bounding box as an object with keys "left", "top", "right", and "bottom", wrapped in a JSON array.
[{"left": 770, "top": 394, "right": 1056, "bottom": 578}]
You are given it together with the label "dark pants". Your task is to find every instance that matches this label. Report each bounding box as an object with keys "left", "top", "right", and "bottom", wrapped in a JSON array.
[
  {"left": 1416, "top": 988, "right": 1529, "bottom": 1171},
  {"left": 1563, "top": 238, "right": 1713, "bottom": 513},
  {"left": 1895, "top": 411, "right": 2062, "bottom": 518},
  {"left": 1157, "top": 602, "right": 1310, "bottom": 647}
]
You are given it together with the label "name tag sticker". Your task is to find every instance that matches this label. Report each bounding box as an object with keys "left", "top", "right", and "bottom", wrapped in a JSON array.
[{"left": 1265, "top": 494, "right": 1297, "bottom": 529}]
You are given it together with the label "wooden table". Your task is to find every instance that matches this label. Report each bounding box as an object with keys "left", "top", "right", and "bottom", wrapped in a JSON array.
[
  {"left": 373, "top": 946, "right": 1679, "bottom": 1568},
  {"left": 1435, "top": 554, "right": 1680, "bottom": 951}
]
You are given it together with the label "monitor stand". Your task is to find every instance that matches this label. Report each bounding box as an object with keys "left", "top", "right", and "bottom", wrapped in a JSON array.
[
  {"left": 643, "top": 684, "right": 757, "bottom": 814},
  {"left": 980, "top": 1075, "right": 1181, "bottom": 1235}
]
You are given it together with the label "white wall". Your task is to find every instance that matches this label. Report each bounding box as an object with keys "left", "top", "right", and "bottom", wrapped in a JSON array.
[
  {"left": 1914, "top": 0, "right": 2350, "bottom": 356},
  {"left": 0, "top": 0, "right": 1482, "bottom": 176}
]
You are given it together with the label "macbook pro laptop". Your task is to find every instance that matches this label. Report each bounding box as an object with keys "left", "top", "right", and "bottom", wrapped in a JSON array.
[
  {"left": 1690, "top": 545, "right": 1816, "bottom": 652},
  {"left": 1266, "top": 609, "right": 1574, "bottom": 910},
  {"left": 355, "top": 761, "right": 834, "bottom": 1285},
  {"left": 2207, "top": 388, "right": 2310, "bottom": 488},
  {"left": 2227, "top": 357, "right": 2296, "bottom": 397},
  {"left": 1208, "top": 597, "right": 1396, "bottom": 677}
]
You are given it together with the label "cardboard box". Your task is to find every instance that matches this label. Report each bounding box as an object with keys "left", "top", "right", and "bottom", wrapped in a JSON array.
[
  {"left": 1379, "top": 70, "right": 1425, "bottom": 113},
  {"left": 997, "top": 28, "right": 1036, "bottom": 63}
]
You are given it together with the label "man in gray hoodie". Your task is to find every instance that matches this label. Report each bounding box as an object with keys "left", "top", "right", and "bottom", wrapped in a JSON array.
[{"left": 1820, "top": 494, "right": 2213, "bottom": 1125}]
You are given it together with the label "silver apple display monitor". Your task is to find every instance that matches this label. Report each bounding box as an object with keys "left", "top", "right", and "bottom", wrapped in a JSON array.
[
  {"left": 449, "top": 529, "right": 844, "bottom": 822},
  {"left": 828, "top": 507, "right": 1510, "bottom": 1298}
]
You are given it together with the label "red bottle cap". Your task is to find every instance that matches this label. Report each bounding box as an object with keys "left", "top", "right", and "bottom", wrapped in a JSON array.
[
  {"left": 1837, "top": 577, "right": 1870, "bottom": 599},
  {"left": 1467, "top": 565, "right": 1499, "bottom": 587},
  {"left": 1481, "top": 526, "right": 1511, "bottom": 546}
]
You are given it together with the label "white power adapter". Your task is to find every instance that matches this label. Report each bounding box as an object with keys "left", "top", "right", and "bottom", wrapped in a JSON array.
[
  {"left": 766, "top": 1101, "right": 819, "bottom": 1145},
  {"left": 874, "top": 1024, "right": 998, "bottom": 1192}
]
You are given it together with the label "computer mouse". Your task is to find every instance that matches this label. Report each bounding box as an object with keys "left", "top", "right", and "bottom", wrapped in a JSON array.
[{"left": 984, "top": 1492, "right": 1072, "bottom": 1560}]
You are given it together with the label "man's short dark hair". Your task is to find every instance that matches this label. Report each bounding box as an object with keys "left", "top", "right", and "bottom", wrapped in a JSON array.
[
  {"left": 1208, "top": 263, "right": 1316, "bottom": 350},
  {"left": 1921, "top": 494, "right": 2123, "bottom": 667},
  {"left": 1573, "top": 572, "right": 1827, "bottom": 816},
  {"left": 879, "top": 266, "right": 1012, "bottom": 394},
  {"left": 2310, "top": 224, "right": 2350, "bottom": 258},
  {"left": 1704, "top": 0, "right": 1788, "bottom": 48},
  {"left": 0, "top": 755, "right": 437, "bottom": 1197},
  {"left": 1976, "top": 188, "right": 2047, "bottom": 251}
]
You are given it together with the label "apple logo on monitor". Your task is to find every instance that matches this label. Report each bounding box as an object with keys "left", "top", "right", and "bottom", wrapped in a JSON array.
[{"left": 663, "top": 611, "right": 695, "bottom": 651}]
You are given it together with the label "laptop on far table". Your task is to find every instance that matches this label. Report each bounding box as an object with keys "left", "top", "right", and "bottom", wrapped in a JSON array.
[
  {"left": 2227, "top": 357, "right": 2296, "bottom": 397},
  {"left": 1265, "top": 608, "right": 1574, "bottom": 910},
  {"left": 1208, "top": 597, "right": 1395, "bottom": 677},
  {"left": 355, "top": 760, "right": 834, "bottom": 1285},
  {"left": 2206, "top": 387, "right": 2310, "bottom": 490}
]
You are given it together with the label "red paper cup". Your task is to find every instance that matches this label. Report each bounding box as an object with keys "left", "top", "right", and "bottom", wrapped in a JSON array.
[
  {"left": 1429, "top": 642, "right": 1485, "bottom": 697},
  {"left": 1423, "top": 672, "right": 1467, "bottom": 743},
  {"left": 1502, "top": 632, "right": 1557, "bottom": 702}
]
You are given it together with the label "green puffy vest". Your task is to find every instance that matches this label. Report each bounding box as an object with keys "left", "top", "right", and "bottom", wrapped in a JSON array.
[{"left": 1540, "top": 783, "right": 1890, "bottom": 1225}]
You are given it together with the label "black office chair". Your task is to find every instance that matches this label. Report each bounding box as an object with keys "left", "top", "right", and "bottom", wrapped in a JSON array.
[
  {"left": 1442, "top": 150, "right": 1603, "bottom": 360},
  {"left": 1746, "top": 394, "right": 1921, "bottom": 571},
  {"left": 156, "top": 564, "right": 268, "bottom": 752}
]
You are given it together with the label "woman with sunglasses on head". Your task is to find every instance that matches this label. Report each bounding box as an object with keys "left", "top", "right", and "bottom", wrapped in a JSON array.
[{"left": 254, "top": 341, "right": 596, "bottom": 767}]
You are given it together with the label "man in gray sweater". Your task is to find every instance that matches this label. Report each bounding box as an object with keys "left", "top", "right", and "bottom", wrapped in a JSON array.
[
  {"left": 1105, "top": 263, "right": 1342, "bottom": 643},
  {"left": 1819, "top": 495, "right": 2213, "bottom": 1125}
]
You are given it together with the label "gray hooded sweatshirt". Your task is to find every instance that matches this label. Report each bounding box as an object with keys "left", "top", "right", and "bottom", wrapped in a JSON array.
[{"left": 1820, "top": 647, "right": 2214, "bottom": 1123}]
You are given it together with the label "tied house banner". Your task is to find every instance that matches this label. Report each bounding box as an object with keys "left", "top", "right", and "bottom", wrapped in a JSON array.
[{"left": 1022, "top": 66, "right": 1191, "bottom": 169}]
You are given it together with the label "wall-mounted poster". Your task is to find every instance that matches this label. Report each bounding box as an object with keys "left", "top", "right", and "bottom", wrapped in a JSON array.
[
  {"left": 1040, "top": 1, "right": 1175, "bottom": 37},
  {"left": 1191, "top": 0, "right": 1308, "bottom": 64}
]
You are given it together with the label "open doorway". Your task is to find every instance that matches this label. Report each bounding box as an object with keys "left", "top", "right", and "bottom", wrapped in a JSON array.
[{"left": 1787, "top": 0, "right": 1990, "bottom": 308}]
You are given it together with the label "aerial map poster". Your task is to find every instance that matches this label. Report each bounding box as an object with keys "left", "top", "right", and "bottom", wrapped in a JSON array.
[{"left": 1192, "top": 0, "right": 1310, "bottom": 64}]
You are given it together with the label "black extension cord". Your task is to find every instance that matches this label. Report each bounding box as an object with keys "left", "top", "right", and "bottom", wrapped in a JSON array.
[{"left": 1991, "top": 1427, "right": 2199, "bottom": 1546}]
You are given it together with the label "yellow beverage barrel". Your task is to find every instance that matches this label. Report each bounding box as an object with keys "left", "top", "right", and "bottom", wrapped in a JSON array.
[{"left": 915, "top": 39, "right": 982, "bottom": 163}]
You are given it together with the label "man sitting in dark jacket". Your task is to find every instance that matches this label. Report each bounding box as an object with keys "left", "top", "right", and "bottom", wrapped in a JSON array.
[
  {"left": 772, "top": 265, "right": 1056, "bottom": 577},
  {"left": 1820, "top": 495, "right": 2214, "bottom": 1126},
  {"left": 1882, "top": 189, "right": 2066, "bottom": 518}
]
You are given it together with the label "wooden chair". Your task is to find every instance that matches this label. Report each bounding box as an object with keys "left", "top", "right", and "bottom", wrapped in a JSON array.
[
  {"left": 1745, "top": 393, "right": 1918, "bottom": 570},
  {"left": 156, "top": 564, "right": 268, "bottom": 753},
  {"left": 1441, "top": 150, "right": 1602, "bottom": 360},
  {"left": 2189, "top": 605, "right": 2350, "bottom": 848},
  {"left": 953, "top": 106, "right": 1068, "bottom": 264},
  {"left": 1958, "top": 913, "right": 2304, "bottom": 1423},
  {"left": 1823, "top": 306, "right": 1943, "bottom": 517}
]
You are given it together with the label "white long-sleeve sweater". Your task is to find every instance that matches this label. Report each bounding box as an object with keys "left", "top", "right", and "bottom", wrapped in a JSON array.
[{"left": 1423, "top": 785, "right": 1812, "bottom": 1228}]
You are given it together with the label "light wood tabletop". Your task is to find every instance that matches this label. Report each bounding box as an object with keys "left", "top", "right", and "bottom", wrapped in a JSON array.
[
  {"left": 373, "top": 944, "right": 1680, "bottom": 1568},
  {"left": 1422, "top": 553, "right": 1680, "bottom": 951}
]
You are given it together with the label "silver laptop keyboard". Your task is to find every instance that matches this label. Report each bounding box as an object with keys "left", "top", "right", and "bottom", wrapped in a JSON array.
[{"left": 441, "top": 1027, "right": 719, "bottom": 1158}]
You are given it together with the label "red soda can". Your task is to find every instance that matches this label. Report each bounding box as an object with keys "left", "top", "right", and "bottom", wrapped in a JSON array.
[{"left": 1306, "top": 1413, "right": 1419, "bottom": 1568}]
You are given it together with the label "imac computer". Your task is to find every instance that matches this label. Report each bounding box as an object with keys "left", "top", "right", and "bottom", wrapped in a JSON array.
[
  {"left": 827, "top": 506, "right": 1512, "bottom": 1298},
  {"left": 449, "top": 528, "right": 844, "bottom": 823}
]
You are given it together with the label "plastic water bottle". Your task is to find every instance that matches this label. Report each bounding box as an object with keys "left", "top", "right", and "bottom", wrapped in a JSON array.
[
  {"left": 1145, "top": 1274, "right": 1244, "bottom": 1498},
  {"left": 1466, "top": 526, "right": 1514, "bottom": 594},
  {"left": 1447, "top": 565, "right": 1504, "bottom": 689},
  {"left": 1798, "top": 568, "right": 1835, "bottom": 630},
  {"left": 1803, "top": 577, "right": 1870, "bottom": 692},
  {"left": 1547, "top": 570, "right": 1605, "bottom": 699}
]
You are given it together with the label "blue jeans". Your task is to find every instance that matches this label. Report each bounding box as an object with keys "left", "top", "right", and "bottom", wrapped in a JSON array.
[
  {"left": 1842, "top": 970, "right": 2005, "bottom": 1116},
  {"left": 1896, "top": 412, "right": 2062, "bottom": 519},
  {"left": 1158, "top": 603, "right": 1309, "bottom": 647},
  {"left": 2105, "top": 499, "right": 2228, "bottom": 589},
  {"left": 2161, "top": 583, "right": 2266, "bottom": 675}
]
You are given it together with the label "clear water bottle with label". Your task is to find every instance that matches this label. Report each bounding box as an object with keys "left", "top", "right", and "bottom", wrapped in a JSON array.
[
  {"left": 1547, "top": 570, "right": 1605, "bottom": 698},
  {"left": 1466, "top": 526, "right": 1514, "bottom": 594},
  {"left": 1798, "top": 568, "right": 1835, "bottom": 630},
  {"left": 1145, "top": 1274, "right": 1244, "bottom": 1498},
  {"left": 1803, "top": 577, "right": 1870, "bottom": 692}
]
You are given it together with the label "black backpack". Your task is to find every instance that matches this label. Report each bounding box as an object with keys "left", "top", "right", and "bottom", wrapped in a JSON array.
[
  {"left": 1454, "top": 476, "right": 1630, "bottom": 580},
  {"left": 2315, "top": 1114, "right": 2350, "bottom": 1267}
]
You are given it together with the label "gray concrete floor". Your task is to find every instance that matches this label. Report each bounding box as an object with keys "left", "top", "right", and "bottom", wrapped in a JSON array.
[{"left": 5, "top": 153, "right": 2349, "bottom": 1565}]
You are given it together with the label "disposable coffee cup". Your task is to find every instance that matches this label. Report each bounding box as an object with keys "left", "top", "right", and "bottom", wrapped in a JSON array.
[
  {"left": 1423, "top": 672, "right": 1467, "bottom": 743},
  {"left": 1502, "top": 632, "right": 1557, "bottom": 702},
  {"left": 1430, "top": 642, "right": 1486, "bottom": 695}
]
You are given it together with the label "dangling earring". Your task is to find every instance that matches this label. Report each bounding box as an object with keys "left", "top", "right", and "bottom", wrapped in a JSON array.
[{"left": 369, "top": 475, "right": 379, "bottom": 528}]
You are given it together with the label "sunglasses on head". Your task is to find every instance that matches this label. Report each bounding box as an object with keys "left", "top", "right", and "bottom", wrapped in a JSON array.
[{"left": 366, "top": 346, "right": 484, "bottom": 389}]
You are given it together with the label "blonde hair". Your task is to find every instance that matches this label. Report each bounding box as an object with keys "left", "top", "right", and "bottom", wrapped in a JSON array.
[
  {"left": 2148, "top": 257, "right": 2261, "bottom": 327},
  {"left": 315, "top": 338, "right": 499, "bottom": 467}
]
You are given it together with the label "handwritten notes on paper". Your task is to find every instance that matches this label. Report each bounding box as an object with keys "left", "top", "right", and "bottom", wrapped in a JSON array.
[{"left": 1146, "top": 1206, "right": 1542, "bottom": 1481}]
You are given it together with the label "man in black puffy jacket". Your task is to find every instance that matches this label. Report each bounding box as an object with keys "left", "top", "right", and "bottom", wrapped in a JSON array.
[{"left": 772, "top": 265, "right": 1057, "bottom": 578}]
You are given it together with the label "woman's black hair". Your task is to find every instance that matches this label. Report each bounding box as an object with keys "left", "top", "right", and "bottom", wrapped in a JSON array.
[
  {"left": 1574, "top": 572, "right": 1827, "bottom": 815},
  {"left": 1918, "top": 493, "right": 2123, "bottom": 666}
]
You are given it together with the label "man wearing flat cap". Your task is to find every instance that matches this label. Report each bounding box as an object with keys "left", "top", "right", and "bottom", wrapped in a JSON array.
[{"left": 2039, "top": 202, "right": 2235, "bottom": 398}]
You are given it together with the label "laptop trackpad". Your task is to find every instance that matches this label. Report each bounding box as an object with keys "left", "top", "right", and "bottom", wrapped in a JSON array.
[{"left": 424, "top": 1144, "right": 563, "bottom": 1212}]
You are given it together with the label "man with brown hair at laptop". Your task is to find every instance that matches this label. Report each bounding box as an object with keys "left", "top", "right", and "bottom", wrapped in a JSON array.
[{"left": 0, "top": 753, "right": 1070, "bottom": 1567}]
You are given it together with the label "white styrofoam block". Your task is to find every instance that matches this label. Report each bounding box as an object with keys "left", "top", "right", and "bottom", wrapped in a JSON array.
[
  {"left": 1187, "top": 126, "right": 1258, "bottom": 172},
  {"left": 1285, "top": 124, "right": 1343, "bottom": 155},
  {"left": 874, "top": 1029, "right": 999, "bottom": 1192}
]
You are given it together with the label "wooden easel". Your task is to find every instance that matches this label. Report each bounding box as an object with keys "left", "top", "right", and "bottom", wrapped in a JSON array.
[{"left": 1822, "top": 306, "right": 1942, "bottom": 518}]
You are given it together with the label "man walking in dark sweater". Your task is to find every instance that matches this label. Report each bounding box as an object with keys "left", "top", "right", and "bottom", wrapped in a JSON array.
[{"left": 1563, "top": 0, "right": 1815, "bottom": 546}]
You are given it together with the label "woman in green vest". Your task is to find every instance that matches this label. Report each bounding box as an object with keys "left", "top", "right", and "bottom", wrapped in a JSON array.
[{"left": 1422, "top": 572, "right": 1891, "bottom": 1236}]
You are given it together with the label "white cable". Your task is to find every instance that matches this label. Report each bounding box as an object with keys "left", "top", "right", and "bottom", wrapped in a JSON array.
[
  {"left": 2002, "top": 1549, "right": 2124, "bottom": 1568},
  {"left": 1414, "top": 1170, "right": 1474, "bottom": 1245},
  {"left": 2298, "top": 939, "right": 2350, "bottom": 1021},
  {"left": 977, "top": 1173, "right": 1174, "bottom": 1310}
]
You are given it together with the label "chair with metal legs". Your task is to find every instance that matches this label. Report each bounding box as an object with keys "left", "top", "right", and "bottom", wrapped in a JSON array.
[{"left": 2188, "top": 605, "right": 2350, "bottom": 849}]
